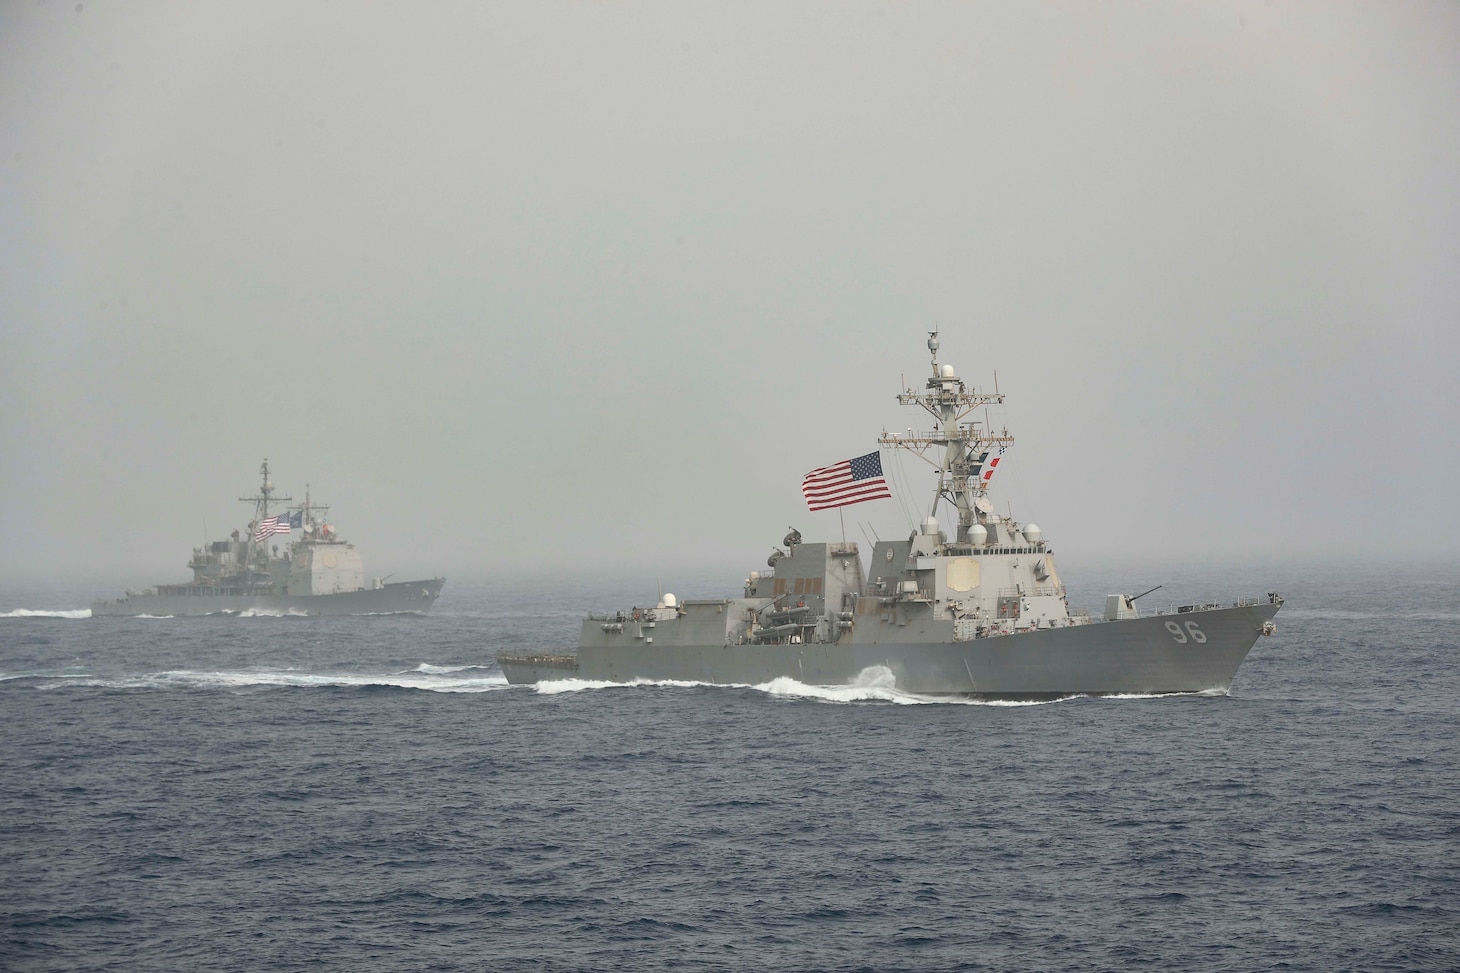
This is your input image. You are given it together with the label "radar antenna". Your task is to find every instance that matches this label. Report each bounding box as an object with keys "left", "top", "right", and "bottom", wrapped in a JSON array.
[
  {"left": 877, "top": 332, "right": 1014, "bottom": 543},
  {"left": 239, "top": 459, "right": 293, "bottom": 579}
]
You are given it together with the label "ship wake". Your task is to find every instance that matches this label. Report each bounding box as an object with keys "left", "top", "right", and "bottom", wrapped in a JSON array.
[
  {"left": 530, "top": 666, "right": 1071, "bottom": 706},
  {"left": 29, "top": 665, "right": 508, "bottom": 693},
  {"left": 758, "top": 666, "right": 1066, "bottom": 706}
]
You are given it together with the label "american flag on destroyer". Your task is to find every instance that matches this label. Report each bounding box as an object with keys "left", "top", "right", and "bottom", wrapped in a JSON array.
[{"left": 801, "top": 451, "right": 892, "bottom": 512}]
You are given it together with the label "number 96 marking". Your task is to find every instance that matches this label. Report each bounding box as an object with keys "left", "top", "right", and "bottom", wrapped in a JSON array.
[{"left": 1165, "top": 620, "right": 1207, "bottom": 644}]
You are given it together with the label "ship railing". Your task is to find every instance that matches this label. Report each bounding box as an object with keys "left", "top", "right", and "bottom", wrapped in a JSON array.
[
  {"left": 997, "top": 584, "right": 1066, "bottom": 599},
  {"left": 1116, "top": 597, "right": 1268, "bottom": 618},
  {"left": 158, "top": 584, "right": 217, "bottom": 596},
  {"left": 947, "top": 544, "right": 1048, "bottom": 556},
  {"left": 1131, "top": 603, "right": 1204, "bottom": 618},
  {"left": 1155, "top": 599, "right": 1258, "bottom": 615},
  {"left": 828, "top": 542, "right": 859, "bottom": 556},
  {"left": 496, "top": 652, "right": 578, "bottom": 669},
  {"left": 587, "top": 608, "right": 682, "bottom": 622},
  {"left": 153, "top": 584, "right": 265, "bottom": 597}
]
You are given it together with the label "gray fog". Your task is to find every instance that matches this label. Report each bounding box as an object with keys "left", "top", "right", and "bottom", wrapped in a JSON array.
[{"left": 2, "top": 2, "right": 1456, "bottom": 590}]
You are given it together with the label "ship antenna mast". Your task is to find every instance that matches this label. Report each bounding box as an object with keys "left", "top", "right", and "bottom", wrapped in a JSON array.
[
  {"left": 239, "top": 459, "right": 292, "bottom": 573},
  {"left": 877, "top": 330, "right": 1014, "bottom": 544}
]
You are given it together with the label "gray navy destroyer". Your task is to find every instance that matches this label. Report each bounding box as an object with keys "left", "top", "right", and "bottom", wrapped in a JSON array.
[
  {"left": 92, "top": 461, "right": 445, "bottom": 617},
  {"left": 498, "top": 332, "right": 1281, "bottom": 696}
]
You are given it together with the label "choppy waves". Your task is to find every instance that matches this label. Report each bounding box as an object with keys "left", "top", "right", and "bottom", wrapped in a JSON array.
[
  {"left": 4, "top": 569, "right": 1459, "bottom": 973},
  {"left": 0, "top": 608, "right": 91, "bottom": 619}
]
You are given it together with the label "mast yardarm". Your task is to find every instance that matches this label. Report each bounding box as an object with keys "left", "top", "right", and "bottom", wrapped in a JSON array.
[
  {"left": 877, "top": 331, "right": 1013, "bottom": 543},
  {"left": 239, "top": 459, "right": 293, "bottom": 578}
]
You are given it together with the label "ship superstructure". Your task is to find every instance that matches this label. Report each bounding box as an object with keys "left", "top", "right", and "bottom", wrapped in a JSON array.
[
  {"left": 498, "top": 333, "right": 1280, "bottom": 696},
  {"left": 92, "top": 461, "right": 444, "bottom": 616}
]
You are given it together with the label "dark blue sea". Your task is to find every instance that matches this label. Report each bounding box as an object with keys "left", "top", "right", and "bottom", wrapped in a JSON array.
[{"left": 3, "top": 562, "right": 1457, "bottom": 972}]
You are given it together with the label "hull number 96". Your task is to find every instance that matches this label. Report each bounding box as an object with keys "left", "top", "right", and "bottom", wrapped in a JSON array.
[{"left": 1165, "top": 620, "right": 1206, "bottom": 644}]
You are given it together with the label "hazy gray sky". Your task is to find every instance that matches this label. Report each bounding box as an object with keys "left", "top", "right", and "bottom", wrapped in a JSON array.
[{"left": 2, "top": 1, "right": 1456, "bottom": 588}]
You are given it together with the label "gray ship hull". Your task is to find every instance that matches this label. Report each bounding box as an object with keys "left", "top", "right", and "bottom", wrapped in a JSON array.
[
  {"left": 500, "top": 333, "right": 1286, "bottom": 698},
  {"left": 91, "top": 578, "right": 445, "bottom": 617},
  {"left": 497, "top": 601, "right": 1280, "bottom": 697}
]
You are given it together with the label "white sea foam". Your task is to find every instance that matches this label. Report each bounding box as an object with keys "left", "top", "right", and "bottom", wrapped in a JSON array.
[
  {"left": 1094, "top": 688, "right": 1227, "bottom": 700},
  {"left": 38, "top": 668, "right": 510, "bottom": 693},
  {"left": 0, "top": 608, "right": 92, "bottom": 619},
  {"left": 753, "top": 666, "right": 928, "bottom": 704},
  {"left": 529, "top": 666, "right": 1075, "bottom": 706},
  {"left": 752, "top": 666, "right": 1069, "bottom": 706},
  {"left": 412, "top": 662, "right": 496, "bottom": 675},
  {"left": 532, "top": 677, "right": 710, "bottom": 695}
]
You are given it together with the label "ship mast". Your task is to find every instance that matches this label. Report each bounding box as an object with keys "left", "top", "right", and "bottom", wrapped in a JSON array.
[
  {"left": 239, "top": 459, "right": 292, "bottom": 574},
  {"left": 877, "top": 331, "right": 1014, "bottom": 543},
  {"left": 300, "top": 483, "right": 331, "bottom": 542}
]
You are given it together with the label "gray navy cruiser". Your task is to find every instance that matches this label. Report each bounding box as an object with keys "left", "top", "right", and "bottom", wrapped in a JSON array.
[
  {"left": 498, "top": 333, "right": 1281, "bottom": 696},
  {"left": 92, "top": 461, "right": 445, "bottom": 617}
]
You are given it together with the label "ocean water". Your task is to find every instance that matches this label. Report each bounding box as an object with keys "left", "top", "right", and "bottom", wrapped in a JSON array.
[{"left": 2, "top": 563, "right": 1457, "bottom": 972}]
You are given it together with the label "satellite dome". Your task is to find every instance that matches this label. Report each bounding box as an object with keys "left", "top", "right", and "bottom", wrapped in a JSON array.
[
  {"left": 1022, "top": 524, "right": 1042, "bottom": 544},
  {"left": 662, "top": 593, "right": 678, "bottom": 609},
  {"left": 969, "top": 524, "right": 988, "bottom": 546},
  {"left": 921, "top": 515, "right": 940, "bottom": 535},
  {"left": 939, "top": 364, "right": 956, "bottom": 380}
]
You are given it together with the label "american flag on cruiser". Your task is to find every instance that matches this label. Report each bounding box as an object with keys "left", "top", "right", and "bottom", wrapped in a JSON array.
[
  {"left": 253, "top": 514, "right": 293, "bottom": 542},
  {"left": 801, "top": 451, "right": 892, "bottom": 511}
]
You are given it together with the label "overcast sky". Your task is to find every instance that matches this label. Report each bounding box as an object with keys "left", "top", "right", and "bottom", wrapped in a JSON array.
[{"left": 2, "top": 1, "right": 1456, "bottom": 590}]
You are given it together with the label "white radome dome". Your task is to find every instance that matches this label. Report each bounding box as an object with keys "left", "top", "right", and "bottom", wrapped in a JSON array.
[{"left": 1022, "top": 524, "right": 1042, "bottom": 544}]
